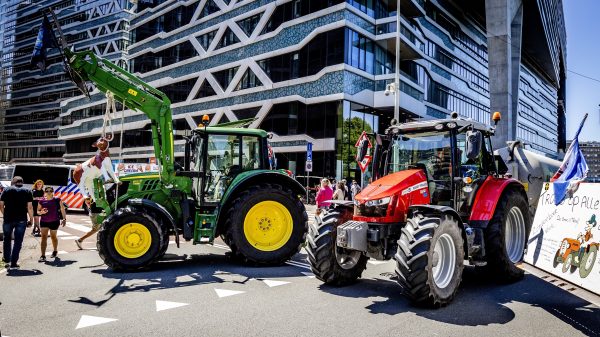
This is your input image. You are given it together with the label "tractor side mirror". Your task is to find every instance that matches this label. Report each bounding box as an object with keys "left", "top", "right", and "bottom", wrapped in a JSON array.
[
  {"left": 466, "top": 130, "right": 482, "bottom": 161},
  {"left": 356, "top": 138, "right": 369, "bottom": 162}
]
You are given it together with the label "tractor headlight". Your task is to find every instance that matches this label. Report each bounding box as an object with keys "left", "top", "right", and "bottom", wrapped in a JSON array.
[{"left": 365, "top": 197, "right": 391, "bottom": 207}]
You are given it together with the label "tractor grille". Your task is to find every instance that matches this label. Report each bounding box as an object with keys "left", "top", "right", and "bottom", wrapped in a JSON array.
[
  {"left": 141, "top": 179, "right": 160, "bottom": 191},
  {"left": 354, "top": 203, "right": 388, "bottom": 218}
]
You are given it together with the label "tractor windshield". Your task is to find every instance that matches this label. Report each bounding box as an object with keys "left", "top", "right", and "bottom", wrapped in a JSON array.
[
  {"left": 388, "top": 131, "right": 452, "bottom": 175},
  {"left": 387, "top": 131, "right": 453, "bottom": 205}
]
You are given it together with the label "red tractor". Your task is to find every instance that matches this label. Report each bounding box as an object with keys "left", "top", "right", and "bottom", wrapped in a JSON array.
[{"left": 307, "top": 112, "right": 531, "bottom": 307}]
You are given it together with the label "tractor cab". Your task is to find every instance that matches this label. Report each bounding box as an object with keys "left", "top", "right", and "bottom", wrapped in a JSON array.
[
  {"left": 364, "top": 115, "right": 498, "bottom": 219},
  {"left": 185, "top": 127, "right": 269, "bottom": 206}
]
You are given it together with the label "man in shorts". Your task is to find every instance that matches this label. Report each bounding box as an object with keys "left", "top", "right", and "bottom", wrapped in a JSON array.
[{"left": 75, "top": 199, "right": 102, "bottom": 249}]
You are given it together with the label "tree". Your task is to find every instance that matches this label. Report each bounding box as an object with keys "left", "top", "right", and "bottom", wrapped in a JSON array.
[{"left": 340, "top": 117, "right": 374, "bottom": 166}]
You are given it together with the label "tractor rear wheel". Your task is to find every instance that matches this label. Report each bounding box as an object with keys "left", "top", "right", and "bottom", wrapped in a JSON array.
[
  {"left": 306, "top": 207, "right": 368, "bottom": 285},
  {"left": 395, "top": 212, "right": 464, "bottom": 308},
  {"left": 484, "top": 189, "right": 530, "bottom": 282},
  {"left": 224, "top": 183, "right": 307, "bottom": 265},
  {"left": 97, "top": 207, "right": 163, "bottom": 271},
  {"left": 579, "top": 246, "right": 597, "bottom": 278}
]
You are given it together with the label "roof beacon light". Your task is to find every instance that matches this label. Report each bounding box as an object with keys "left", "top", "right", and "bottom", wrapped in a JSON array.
[
  {"left": 492, "top": 111, "right": 502, "bottom": 126},
  {"left": 201, "top": 114, "right": 210, "bottom": 127}
]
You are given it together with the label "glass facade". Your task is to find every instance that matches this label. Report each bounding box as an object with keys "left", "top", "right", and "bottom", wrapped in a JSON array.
[{"left": 57, "top": 0, "right": 565, "bottom": 176}]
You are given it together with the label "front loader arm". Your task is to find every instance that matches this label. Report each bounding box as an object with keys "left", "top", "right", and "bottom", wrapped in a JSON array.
[{"left": 63, "top": 48, "right": 175, "bottom": 183}]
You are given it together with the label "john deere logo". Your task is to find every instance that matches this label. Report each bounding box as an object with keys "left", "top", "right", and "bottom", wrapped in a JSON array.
[
  {"left": 544, "top": 182, "right": 550, "bottom": 191},
  {"left": 128, "top": 88, "right": 138, "bottom": 96}
]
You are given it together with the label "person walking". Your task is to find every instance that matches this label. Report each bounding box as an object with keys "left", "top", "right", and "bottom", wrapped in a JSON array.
[
  {"left": 74, "top": 199, "right": 103, "bottom": 250},
  {"left": 0, "top": 176, "right": 34, "bottom": 269},
  {"left": 333, "top": 181, "right": 346, "bottom": 200},
  {"left": 315, "top": 178, "right": 333, "bottom": 215},
  {"left": 351, "top": 180, "right": 362, "bottom": 201},
  {"left": 37, "top": 187, "right": 66, "bottom": 262},
  {"left": 31, "top": 179, "right": 45, "bottom": 237}
]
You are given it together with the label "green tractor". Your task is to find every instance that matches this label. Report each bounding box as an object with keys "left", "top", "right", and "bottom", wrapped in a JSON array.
[{"left": 44, "top": 11, "right": 307, "bottom": 270}]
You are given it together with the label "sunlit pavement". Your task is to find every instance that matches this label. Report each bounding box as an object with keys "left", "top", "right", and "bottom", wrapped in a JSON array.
[{"left": 1, "top": 210, "right": 599, "bottom": 337}]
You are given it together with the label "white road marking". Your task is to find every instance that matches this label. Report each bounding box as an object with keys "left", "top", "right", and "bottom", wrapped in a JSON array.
[
  {"left": 262, "top": 279, "right": 290, "bottom": 287},
  {"left": 75, "top": 315, "right": 118, "bottom": 329},
  {"left": 214, "top": 288, "right": 245, "bottom": 298},
  {"left": 57, "top": 250, "right": 68, "bottom": 255},
  {"left": 301, "top": 272, "right": 316, "bottom": 278},
  {"left": 66, "top": 222, "right": 92, "bottom": 233},
  {"left": 156, "top": 300, "right": 189, "bottom": 312},
  {"left": 59, "top": 236, "right": 79, "bottom": 240},
  {"left": 169, "top": 241, "right": 176, "bottom": 245},
  {"left": 56, "top": 230, "right": 71, "bottom": 237},
  {"left": 285, "top": 260, "right": 311, "bottom": 270}
]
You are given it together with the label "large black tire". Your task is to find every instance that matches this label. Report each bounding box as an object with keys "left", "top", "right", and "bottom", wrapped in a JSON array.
[
  {"left": 395, "top": 212, "right": 464, "bottom": 308},
  {"left": 223, "top": 183, "right": 307, "bottom": 265},
  {"left": 97, "top": 207, "right": 163, "bottom": 271},
  {"left": 306, "top": 208, "right": 368, "bottom": 285},
  {"left": 484, "top": 189, "right": 531, "bottom": 282},
  {"left": 579, "top": 246, "right": 598, "bottom": 278}
]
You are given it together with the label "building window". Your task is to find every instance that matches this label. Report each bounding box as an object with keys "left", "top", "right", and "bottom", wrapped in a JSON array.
[
  {"left": 259, "top": 101, "right": 339, "bottom": 139},
  {"left": 212, "top": 66, "right": 239, "bottom": 90},
  {"left": 198, "top": 29, "right": 217, "bottom": 50},
  {"left": 216, "top": 27, "right": 241, "bottom": 49},
  {"left": 237, "top": 13, "right": 262, "bottom": 37},
  {"left": 133, "top": 1, "right": 199, "bottom": 43},
  {"left": 346, "top": 29, "right": 374, "bottom": 73},
  {"left": 235, "top": 68, "right": 263, "bottom": 91},
  {"left": 133, "top": 41, "right": 199, "bottom": 73},
  {"left": 201, "top": 0, "right": 220, "bottom": 18},
  {"left": 258, "top": 28, "right": 344, "bottom": 82},
  {"left": 157, "top": 78, "right": 197, "bottom": 103},
  {"left": 195, "top": 80, "right": 217, "bottom": 99},
  {"left": 261, "top": 0, "right": 344, "bottom": 34}
]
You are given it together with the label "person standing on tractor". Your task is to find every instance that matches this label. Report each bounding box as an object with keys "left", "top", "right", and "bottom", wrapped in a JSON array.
[
  {"left": 37, "top": 187, "right": 67, "bottom": 261},
  {"left": 0, "top": 176, "right": 34, "bottom": 270},
  {"left": 31, "top": 180, "right": 45, "bottom": 237}
]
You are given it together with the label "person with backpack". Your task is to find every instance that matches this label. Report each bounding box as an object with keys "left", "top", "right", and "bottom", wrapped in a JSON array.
[{"left": 37, "top": 186, "right": 67, "bottom": 262}]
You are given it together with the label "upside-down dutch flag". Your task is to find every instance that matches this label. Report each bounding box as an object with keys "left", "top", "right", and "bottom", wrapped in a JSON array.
[{"left": 551, "top": 113, "right": 589, "bottom": 205}]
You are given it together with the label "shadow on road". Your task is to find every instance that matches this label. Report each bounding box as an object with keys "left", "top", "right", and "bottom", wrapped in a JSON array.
[
  {"left": 318, "top": 266, "right": 600, "bottom": 335},
  {"left": 72, "top": 252, "right": 309, "bottom": 308},
  {"left": 5, "top": 268, "right": 43, "bottom": 277},
  {"left": 44, "top": 257, "right": 76, "bottom": 268}
]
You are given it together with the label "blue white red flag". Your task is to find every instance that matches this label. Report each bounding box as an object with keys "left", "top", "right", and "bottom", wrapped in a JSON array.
[{"left": 551, "top": 113, "right": 589, "bottom": 205}]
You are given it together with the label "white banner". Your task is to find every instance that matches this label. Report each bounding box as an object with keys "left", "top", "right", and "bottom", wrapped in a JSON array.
[
  {"left": 525, "top": 183, "right": 600, "bottom": 295},
  {"left": 114, "top": 163, "right": 159, "bottom": 177}
]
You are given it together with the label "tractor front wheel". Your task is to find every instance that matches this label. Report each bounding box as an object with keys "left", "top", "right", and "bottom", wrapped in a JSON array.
[
  {"left": 97, "top": 207, "right": 163, "bottom": 271},
  {"left": 579, "top": 246, "right": 597, "bottom": 278},
  {"left": 224, "top": 184, "right": 307, "bottom": 265},
  {"left": 306, "top": 207, "right": 368, "bottom": 285},
  {"left": 484, "top": 189, "right": 530, "bottom": 282},
  {"left": 395, "top": 212, "right": 464, "bottom": 308}
]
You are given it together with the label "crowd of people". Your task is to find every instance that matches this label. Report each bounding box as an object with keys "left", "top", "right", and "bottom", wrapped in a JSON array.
[
  {"left": 0, "top": 176, "right": 70, "bottom": 269},
  {"left": 314, "top": 178, "right": 362, "bottom": 213}
]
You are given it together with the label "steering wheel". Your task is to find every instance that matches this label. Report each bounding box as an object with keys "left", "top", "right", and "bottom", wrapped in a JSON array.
[{"left": 428, "top": 155, "right": 443, "bottom": 165}]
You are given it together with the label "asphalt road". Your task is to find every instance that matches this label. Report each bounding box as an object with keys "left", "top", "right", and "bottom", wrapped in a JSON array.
[{"left": 1, "top": 213, "right": 599, "bottom": 337}]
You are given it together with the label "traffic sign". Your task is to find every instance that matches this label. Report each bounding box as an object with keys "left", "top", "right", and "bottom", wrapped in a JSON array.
[
  {"left": 357, "top": 155, "right": 371, "bottom": 173},
  {"left": 354, "top": 131, "right": 372, "bottom": 148},
  {"left": 305, "top": 160, "right": 313, "bottom": 172},
  {"left": 307, "top": 142, "right": 313, "bottom": 161}
]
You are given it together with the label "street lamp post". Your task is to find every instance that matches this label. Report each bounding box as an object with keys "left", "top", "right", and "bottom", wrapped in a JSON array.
[{"left": 385, "top": 0, "right": 401, "bottom": 123}]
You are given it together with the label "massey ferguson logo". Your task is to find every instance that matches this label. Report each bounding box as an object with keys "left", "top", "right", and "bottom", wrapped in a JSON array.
[{"left": 401, "top": 181, "right": 428, "bottom": 196}]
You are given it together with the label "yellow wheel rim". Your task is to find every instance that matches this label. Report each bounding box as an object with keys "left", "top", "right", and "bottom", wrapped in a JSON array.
[
  {"left": 243, "top": 201, "right": 293, "bottom": 252},
  {"left": 113, "top": 223, "right": 152, "bottom": 259}
]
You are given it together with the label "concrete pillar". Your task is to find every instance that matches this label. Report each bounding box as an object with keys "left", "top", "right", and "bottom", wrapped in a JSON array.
[{"left": 485, "top": 0, "right": 523, "bottom": 150}]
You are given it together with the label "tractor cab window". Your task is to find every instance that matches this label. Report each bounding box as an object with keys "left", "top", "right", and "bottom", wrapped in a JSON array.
[
  {"left": 456, "top": 132, "right": 495, "bottom": 178},
  {"left": 204, "top": 134, "right": 242, "bottom": 203},
  {"left": 388, "top": 131, "right": 453, "bottom": 205},
  {"left": 241, "top": 136, "right": 261, "bottom": 170}
]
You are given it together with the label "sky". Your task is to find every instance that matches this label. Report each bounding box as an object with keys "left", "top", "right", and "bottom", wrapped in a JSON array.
[{"left": 563, "top": 0, "right": 600, "bottom": 142}]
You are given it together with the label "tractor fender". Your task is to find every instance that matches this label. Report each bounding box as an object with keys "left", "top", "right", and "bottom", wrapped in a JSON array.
[
  {"left": 408, "top": 205, "right": 468, "bottom": 254},
  {"left": 128, "top": 198, "right": 180, "bottom": 248},
  {"left": 468, "top": 176, "right": 527, "bottom": 228},
  {"left": 216, "top": 171, "right": 306, "bottom": 235}
]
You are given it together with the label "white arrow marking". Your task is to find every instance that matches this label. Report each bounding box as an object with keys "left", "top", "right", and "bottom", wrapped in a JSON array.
[
  {"left": 301, "top": 272, "right": 316, "bottom": 278},
  {"left": 156, "top": 300, "right": 189, "bottom": 312},
  {"left": 263, "top": 279, "right": 290, "bottom": 287},
  {"left": 214, "top": 288, "right": 245, "bottom": 298},
  {"left": 75, "top": 315, "right": 118, "bottom": 329}
]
